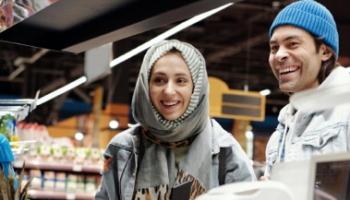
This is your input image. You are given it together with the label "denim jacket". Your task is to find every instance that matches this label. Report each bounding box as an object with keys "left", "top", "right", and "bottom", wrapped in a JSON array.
[
  {"left": 265, "top": 67, "right": 350, "bottom": 176},
  {"left": 96, "top": 122, "right": 256, "bottom": 200}
]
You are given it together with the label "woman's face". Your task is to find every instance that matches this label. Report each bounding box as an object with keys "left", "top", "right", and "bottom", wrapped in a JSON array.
[{"left": 149, "top": 52, "right": 193, "bottom": 121}]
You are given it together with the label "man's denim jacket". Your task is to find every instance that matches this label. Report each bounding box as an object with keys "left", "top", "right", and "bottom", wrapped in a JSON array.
[{"left": 265, "top": 103, "right": 350, "bottom": 176}]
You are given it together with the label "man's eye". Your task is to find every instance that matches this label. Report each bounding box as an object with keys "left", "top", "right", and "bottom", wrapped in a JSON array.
[
  {"left": 288, "top": 42, "right": 298, "bottom": 48},
  {"left": 270, "top": 45, "right": 278, "bottom": 54}
]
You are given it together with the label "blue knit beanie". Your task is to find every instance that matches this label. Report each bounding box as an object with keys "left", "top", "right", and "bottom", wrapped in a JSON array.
[{"left": 269, "top": 0, "right": 339, "bottom": 57}]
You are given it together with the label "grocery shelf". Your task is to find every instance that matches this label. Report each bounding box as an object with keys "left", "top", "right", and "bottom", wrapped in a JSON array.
[
  {"left": 0, "top": 91, "right": 39, "bottom": 121},
  {"left": 14, "top": 160, "right": 101, "bottom": 175},
  {"left": 28, "top": 189, "right": 94, "bottom": 200}
]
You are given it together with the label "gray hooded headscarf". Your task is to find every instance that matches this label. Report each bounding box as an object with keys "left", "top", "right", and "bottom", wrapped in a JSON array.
[
  {"left": 132, "top": 39, "right": 208, "bottom": 142},
  {"left": 131, "top": 40, "right": 214, "bottom": 190}
]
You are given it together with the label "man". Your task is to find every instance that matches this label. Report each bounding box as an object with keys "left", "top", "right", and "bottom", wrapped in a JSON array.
[{"left": 265, "top": 0, "right": 350, "bottom": 176}]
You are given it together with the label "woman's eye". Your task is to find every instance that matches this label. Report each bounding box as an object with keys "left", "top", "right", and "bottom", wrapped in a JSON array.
[
  {"left": 177, "top": 78, "right": 189, "bottom": 85},
  {"left": 152, "top": 77, "right": 166, "bottom": 84}
]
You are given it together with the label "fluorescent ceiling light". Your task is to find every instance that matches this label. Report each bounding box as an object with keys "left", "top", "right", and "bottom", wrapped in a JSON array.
[
  {"left": 259, "top": 89, "right": 271, "bottom": 96},
  {"left": 36, "top": 3, "right": 233, "bottom": 106},
  {"left": 37, "top": 76, "right": 87, "bottom": 105},
  {"left": 109, "top": 2, "right": 233, "bottom": 68}
]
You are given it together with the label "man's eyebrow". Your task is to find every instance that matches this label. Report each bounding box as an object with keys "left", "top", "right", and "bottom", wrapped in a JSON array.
[
  {"left": 283, "top": 35, "right": 300, "bottom": 41},
  {"left": 270, "top": 35, "right": 301, "bottom": 44},
  {"left": 269, "top": 40, "right": 277, "bottom": 45}
]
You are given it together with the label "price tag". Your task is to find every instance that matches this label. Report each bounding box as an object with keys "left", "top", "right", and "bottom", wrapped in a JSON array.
[
  {"left": 72, "top": 165, "right": 82, "bottom": 172},
  {"left": 66, "top": 193, "right": 76, "bottom": 200}
]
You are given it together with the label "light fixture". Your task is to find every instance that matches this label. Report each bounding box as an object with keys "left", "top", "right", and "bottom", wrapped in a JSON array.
[
  {"left": 245, "top": 130, "right": 254, "bottom": 140},
  {"left": 109, "top": 2, "right": 233, "bottom": 68},
  {"left": 74, "top": 131, "right": 84, "bottom": 141},
  {"left": 35, "top": 3, "right": 233, "bottom": 106},
  {"left": 109, "top": 119, "right": 119, "bottom": 130},
  {"left": 259, "top": 89, "right": 271, "bottom": 96},
  {"left": 37, "top": 76, "right": 87, "bottom": 105},
  {"left": 245, "top": 129, "right": 254, "bottom": 160}
]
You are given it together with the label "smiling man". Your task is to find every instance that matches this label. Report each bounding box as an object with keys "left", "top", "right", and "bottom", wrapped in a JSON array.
[{"left": 265, "top": 0, "right": 350, "bottom": 177}]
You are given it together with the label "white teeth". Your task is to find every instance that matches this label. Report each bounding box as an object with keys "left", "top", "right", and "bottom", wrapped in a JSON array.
[
  {"left": 280, "top": 68, "right": 290, "bottom": 73},
  {"left": 280, "top": 65, "right": 298, "bottom": 74},
  {"left": 162, "top": 101, "right": 177, "bottom": 106}
]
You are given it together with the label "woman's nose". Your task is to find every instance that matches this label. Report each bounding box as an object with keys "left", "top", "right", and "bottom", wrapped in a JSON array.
[{"left": 164, "top": 82, "right": 176, "bottom": 95}]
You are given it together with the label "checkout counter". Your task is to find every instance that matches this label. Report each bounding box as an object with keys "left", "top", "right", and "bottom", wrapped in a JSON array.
[{"left": 197, "top": 152, "right": 350, "bottom": 200}]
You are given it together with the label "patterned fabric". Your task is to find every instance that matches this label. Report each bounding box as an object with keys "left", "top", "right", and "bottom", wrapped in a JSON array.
[
  {"left": 133, "top": 170, "right": 206, "bottom": 200},
  {"left": 132, "top": 39, "right": 209, "bottom": 142},
  {"left": 175, "top": 170, "right": 206, "bottom": 199},
  {"left": 141, "top": 129, "right": 196, "bottom": 149},
  {"left": 95, "top": 120, "right": 257, "bottom": 200},
  {"left": 133, "top": 185, "right": 170, "bottom": 200},
  {"left": 146, "top": 40, "right": 205, "bottom": 130},
  {"left": 130, "top": 40, "right": 236, "bottom": 193}
]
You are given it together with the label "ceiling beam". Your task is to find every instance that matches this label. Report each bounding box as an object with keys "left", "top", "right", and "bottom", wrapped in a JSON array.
[
  {"left": 73, "top": 88, "right": 92, "bottom": 104},
  {"left": 207, "top": 32, "right": 268, "bottom": 63},
  {"left": 40, "top": 78, "right": 66, "bottom": 95}
]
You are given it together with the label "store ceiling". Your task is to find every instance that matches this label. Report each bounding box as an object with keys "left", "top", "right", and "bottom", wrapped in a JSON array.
[{"left": 0, "top": 0, "right": 349, "bottom": 125}]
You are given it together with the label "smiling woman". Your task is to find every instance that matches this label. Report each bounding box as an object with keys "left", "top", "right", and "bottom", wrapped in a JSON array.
[
  {"left": 95, "top": 39, "right": 256, "bottom": 200},
  {"left": 149, "top": 50, "right": 193, "bottom": 121}
]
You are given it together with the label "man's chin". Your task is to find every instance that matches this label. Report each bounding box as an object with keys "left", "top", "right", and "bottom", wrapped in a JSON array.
[
  {"left": 279, "top": 80, "right": 298, "bottom": 92},
  {"left": 279, "top": 85, "right": 296, "bottom": 94}
]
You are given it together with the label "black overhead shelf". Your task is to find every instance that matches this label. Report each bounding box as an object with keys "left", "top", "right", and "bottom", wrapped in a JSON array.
[{"left": 0, "top": 0, "right": 234, "bottom": 53}]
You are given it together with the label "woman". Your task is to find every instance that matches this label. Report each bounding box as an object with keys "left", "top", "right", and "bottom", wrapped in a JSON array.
[{"left": 95, "top": 40, "right": 255, "bottom": 200}]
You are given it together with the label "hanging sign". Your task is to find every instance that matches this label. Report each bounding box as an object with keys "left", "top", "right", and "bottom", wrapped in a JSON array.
[{"left": 209, "top": 77, "right": 265, "bottom": 121}]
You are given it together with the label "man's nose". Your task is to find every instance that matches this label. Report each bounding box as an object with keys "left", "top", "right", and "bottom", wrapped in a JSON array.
[{"left": 275, "top": 47, "right": 288, "bottom": 62}]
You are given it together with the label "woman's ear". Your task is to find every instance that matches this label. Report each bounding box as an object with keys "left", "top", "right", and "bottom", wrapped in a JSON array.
[{"left": 320, "top": 44, "right": 333, "bottom": 61}]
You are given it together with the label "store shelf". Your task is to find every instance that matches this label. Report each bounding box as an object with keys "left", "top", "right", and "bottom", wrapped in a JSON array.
[
  {"left": 0, "top": 92, "right": 39, "bottom": 121},
  {"left": 28, "top": 189, "right": 94, "bottom": 200},
  {"left": 14, "top": 160, "right": 101, "bottom": 175}
]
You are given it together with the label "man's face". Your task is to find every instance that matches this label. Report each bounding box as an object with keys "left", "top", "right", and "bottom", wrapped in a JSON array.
[{"left": 269, "top": 26, "right": 330, "bottom": 93}]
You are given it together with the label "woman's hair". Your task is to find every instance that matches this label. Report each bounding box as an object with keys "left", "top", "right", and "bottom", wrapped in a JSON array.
[
  {"left": 148, "top": 48, "right": 183, "bottom": 82},
  {"left": 314, "top": 37, "right": 339, "bottom": 83}
]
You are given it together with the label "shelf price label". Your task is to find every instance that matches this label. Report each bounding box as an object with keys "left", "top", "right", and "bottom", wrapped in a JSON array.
[
  {"left": 66, "top": 193, "right": 76, "bottom": 200},
  {"left": 73, "top": 164, "right": 83, "bottom": 172}
]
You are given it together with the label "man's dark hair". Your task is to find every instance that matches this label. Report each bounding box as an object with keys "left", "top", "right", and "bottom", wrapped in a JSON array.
[{"left": 314, "top": 37, "right": 339, "bottom": 83}]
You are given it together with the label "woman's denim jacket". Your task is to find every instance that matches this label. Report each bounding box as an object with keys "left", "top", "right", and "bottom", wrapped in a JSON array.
[{"left": 95, "top": 123, "right": 256, "bottom": 200}]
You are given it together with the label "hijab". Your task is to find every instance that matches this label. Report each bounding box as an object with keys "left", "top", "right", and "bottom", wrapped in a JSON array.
[{"left": 131, "top": 39, "right": 213, "bottom": 190}]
